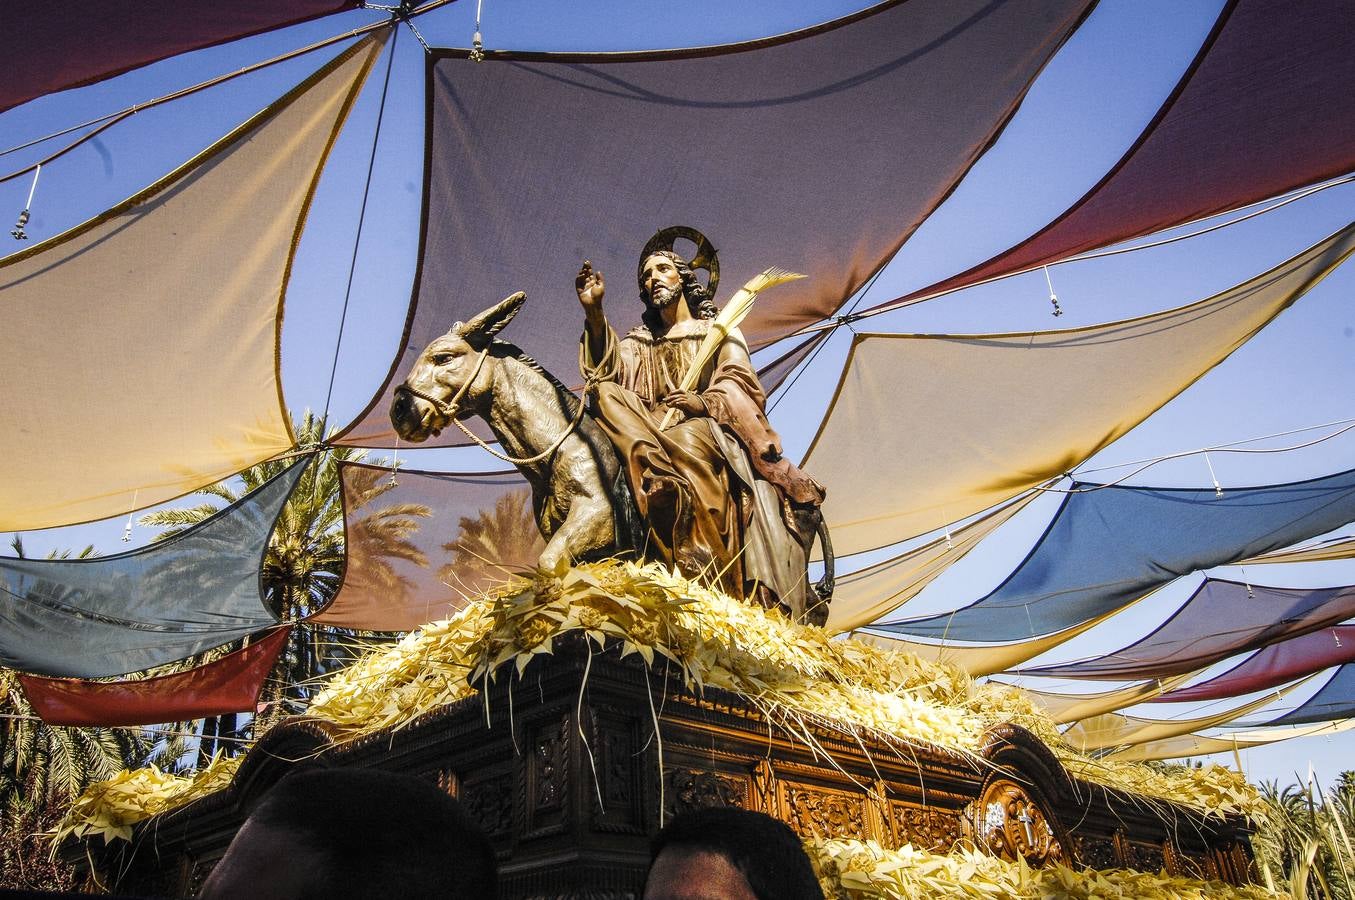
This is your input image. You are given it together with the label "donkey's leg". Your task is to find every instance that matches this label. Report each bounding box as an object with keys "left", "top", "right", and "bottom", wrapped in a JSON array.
[{"left": 537, "top": 445, "right": 618, "bottom": 570}]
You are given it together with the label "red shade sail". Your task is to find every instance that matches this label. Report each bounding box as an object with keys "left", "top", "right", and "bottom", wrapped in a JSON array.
[
  {"left": 3, "top": 0, "right": 362, "bottom": 113},
  {"left": 19, "top": 627, "right": 291, "bottom": 727},
  {"left": 1153, "top": 625, "right": 1355, "bottom": 704},
  {"left": 864, "top": 0, "right": 1355, "bottom": 317}
]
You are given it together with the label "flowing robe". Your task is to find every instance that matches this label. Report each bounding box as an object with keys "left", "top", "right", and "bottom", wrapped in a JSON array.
[{"left": 581, "top": 318, "right": 824, "bottom": 613}]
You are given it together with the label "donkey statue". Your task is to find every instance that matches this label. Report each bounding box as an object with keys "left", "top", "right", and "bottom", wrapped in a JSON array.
[{"left": 389, "top": 292, "right": 834, "bottom": 623}]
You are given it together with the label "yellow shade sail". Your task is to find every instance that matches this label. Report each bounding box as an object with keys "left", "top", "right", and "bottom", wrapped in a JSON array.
[
  {"left": 1015, "top": 673, "right": 1196, "bottom": 726},
  {"left": 826, "top": 493, "right": 1039, "bottom": 634},
  {"left": 852, "top": 601, "right": 1129, "bottom": 678},
  {"left": 1239, "top": 536, "right": 1355, "bottom": 566},
  {"left": 0, "top": 36, "right": 385, "bottom": 530},
  {"left": 1060, "top": 679, "right": 1309, "bottom": 754},
  {"left": 804, "top": 222, "right": 1355, "bottom": 556},
  {"left": 1105, "top": 718, "right": 1355, "bottom": 763}
]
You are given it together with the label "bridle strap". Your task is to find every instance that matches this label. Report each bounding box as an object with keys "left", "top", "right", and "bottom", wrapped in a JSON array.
[
  {"left": 398, "top": 345, "right": 593, "bottom": 466},
  {"left": 397, "top": 345, "right": 491, "bottom": 421}
]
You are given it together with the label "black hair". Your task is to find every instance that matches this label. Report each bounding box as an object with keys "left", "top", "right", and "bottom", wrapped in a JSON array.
[
  {"left": 639, "top": 250, "right": 718, "bottom": 333},
  {"left": 646, "top": 807, "right": 821, "bottom": 900},
  {"left": 210, "top": 767, "right": 497, "bottom": 900}
]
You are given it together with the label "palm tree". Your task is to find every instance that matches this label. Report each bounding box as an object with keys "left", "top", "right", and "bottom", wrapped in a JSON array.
[
  {"left": 139, "top": 411, "right": 430, "bottom": 741},
  {"left": 440, "top": 489, "right": 544, "bottom": 595},
  {"left": 342, "top": 463, "right": 433, "bottom": 605},
  {"left": 1, "top": 538, "right": 151, "bottom": 889}
]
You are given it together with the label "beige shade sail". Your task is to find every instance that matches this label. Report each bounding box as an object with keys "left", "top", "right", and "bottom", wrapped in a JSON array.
[
  {"left": 827, "top": 493, "right": 1039, "bottom": 634},
  {"left": 1105, "top": 718, "right": 1355, "bottom": 763},
  {"left": 803, "top": 221, "right": 1355, "bottom": 557},
  {"left": 1239, "top": 536, "right": 1355, "bottom": 566},
  {"left": 852, "top": 601, "right": 1132, "bottom": 678},
  {"left": 1060, "top": 679, "right": 1308, "bottom": 754},
  {"left": 1013, "top": 673, "right": 1195, "bottom": 726},
  {"left": 0, "top": 36, "right": 385, "bottom": 531}
]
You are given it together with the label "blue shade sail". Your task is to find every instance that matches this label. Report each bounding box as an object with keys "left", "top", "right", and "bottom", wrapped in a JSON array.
[
  {"left": 877, "top": 466, "right": 1355, "bottom": 642},
  {"left": 0, "top": 461, "right": 306, "bottom": 677},
  {"left": 1250, "top": 664, "right": 1355, "bottom": 727}
]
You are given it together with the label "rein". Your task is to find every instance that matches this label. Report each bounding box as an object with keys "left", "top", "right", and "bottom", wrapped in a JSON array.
[{"left": 398, "top": 345, "right": 593, "bottom": 466}]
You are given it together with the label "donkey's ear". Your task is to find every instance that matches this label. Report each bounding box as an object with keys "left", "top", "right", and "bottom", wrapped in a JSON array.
[{"left": 460, "top": 292, "right": 526, "bottom": 348}]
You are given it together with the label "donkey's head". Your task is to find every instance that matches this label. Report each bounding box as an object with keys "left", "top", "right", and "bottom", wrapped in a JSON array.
[{"left": 390, "top": 291, "right": 526, "bottom": 442}]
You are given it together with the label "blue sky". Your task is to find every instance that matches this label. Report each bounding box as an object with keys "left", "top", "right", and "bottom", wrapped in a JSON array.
[{"left": 3, "top": 0, "right": 1353, "bottom": 786}]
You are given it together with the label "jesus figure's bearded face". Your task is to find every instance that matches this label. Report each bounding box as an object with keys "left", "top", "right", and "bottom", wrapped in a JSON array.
[{"left": 640, "top": 252, "right": 685, "bottom": 309}]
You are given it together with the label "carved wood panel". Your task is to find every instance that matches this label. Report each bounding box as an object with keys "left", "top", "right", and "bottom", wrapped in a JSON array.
[
  {"left": 968, "top": 778, "right": 1065, "bottom": 866},
  {"left": 663, "top": 767, "right": 747, "bottom": 820},
  {"left": 780, "top": 782, "right": 870, "bottom": 841},
  {"left": 524, "top": 716, "right": 570, "bottom": 837},
  {"left": 590, "top": 708, "right": 646, "bottom": 834},
  {"left": 1072, "top": 834, "right": 1120, "bottom": 870},
  {"left": 890, "top": 802, "right": 962, "bottom": 851},
  {"left": 463, "top": 772, "right": 516, "bottom": 840}
]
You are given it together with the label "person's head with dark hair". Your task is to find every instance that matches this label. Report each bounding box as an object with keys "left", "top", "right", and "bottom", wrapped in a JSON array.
[
  {"left": 643, "top": 807, "right": 822, "bottom": 900},
  {"left": 199, "top": 767, "right": 497, "bottom": 900}
]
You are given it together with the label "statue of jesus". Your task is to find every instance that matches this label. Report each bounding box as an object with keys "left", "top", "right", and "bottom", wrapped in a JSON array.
[{"left": 575, "top": 226, "right": 825, "bottom": 617}]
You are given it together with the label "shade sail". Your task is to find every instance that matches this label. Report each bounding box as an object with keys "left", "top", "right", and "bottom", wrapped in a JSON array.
[
  {"left": 3, "top": 1, "right": 362, "bottom": 113},
  {"left": 804, "top": 221, "right": 1355, "bottom": 557},
  {"left": 0, "top": 37, "right": 384, "bottom": 531},
  {"left": 826, "top": 493, "right": 1037, "bottom": 634},
  {"left": 18, "top": 627, "right": 290, "bottom": 726},
  {"left": 1016, "top": 674, "right": 1194, "bottom": 726},
  {"left": 854, "top": 602, "right": 1130, "bottom": 678},
  {"left": 879, "top": 465, "right": 1355, "bottom": 643},
  {"left": 1153, "top": 626, "right": 1355, "bottom": 704},
  {"left": 333, "top": 0, "right": 1095, "bottom": 447},
  {"left": 1251, "top": 665, "right": 1355, "bottom": 727},
  {"left": 760, "top": 332, "right": 830, "bottom": 399},
  {"left": 1020, "top": 580, "right": 1355, "bottom": 680},
  {"left": 1060, "top": 681, "right": 1304, "bottom": 754},
  {"left": 313, "top": 463, "right": 543, "bottom": 631},
  {"left": 1240, "top": 536, "right": 1355, "bottom": 566},
  {"left": 1105, "top": 719, "right": 1355, "bottom": 763},
  {"left": 0, "top": 461, "right": 305, "bottom": 677},
  {"left": 864, "top": 0, "right": 1355, "bottom": 316}
]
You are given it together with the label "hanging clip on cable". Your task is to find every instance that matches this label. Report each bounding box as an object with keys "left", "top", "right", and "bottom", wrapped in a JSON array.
[
  {"left": 1041, "top": 265, "right": 1062, "bottom": 317},
  {"left": 11, "top": 163, "right": 39, "bottom": 240},
  {"left": 1203, "top": 449, "right": 1223, "bottom": 498},
  {"left": 121, "top": 489, "right": 139, "bottom": 543},
  {"left": 389, "top": 436, "right": 401, "bottom": 488},
  {"left": 469, "top": 0, "right": 486, "bottom": 62}
]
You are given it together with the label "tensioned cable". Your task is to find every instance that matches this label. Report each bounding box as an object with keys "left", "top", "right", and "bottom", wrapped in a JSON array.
[
  {"left": 321, "top": 26, "right": 400, "bottom": 428},
  {"left": 766, "top": 262, "right": 888, "bottom": 415},
  {"left": 766, "top": 331, "right": 832, "bottom": 416},
  {"left": 1037, "top": 418, "right": 1355, "bottom": 494},
  {"left": 779, "top": 171, "right": 1355, "bottom": 340},
  {"left": 0, "top": 0, "right": 459, "bottom": 176},
  {"left": 1076, "top": 417, "right": 1355, "bottom": 477}
]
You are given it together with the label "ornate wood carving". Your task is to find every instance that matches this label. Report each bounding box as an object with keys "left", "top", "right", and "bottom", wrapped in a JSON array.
[
  {"left": 969, "top": 778, "right": 1065, "bottom": 866},
  {"left": 781, "top": 783, "right": 870, "bottom": 841},
  {"left": 524, "top": 716, "right": 569, "bottom": 837},
  {"left": 1072, "top": 834, "right": 1120, "bottom": 870},
  {"left": 436, "top": 768, "right": 460, "bottom": 797},
  {"left": 891, "top": 803, "right": 963, "bottom": 851},
  {"left": 590, "top": 709, "right": 645, "bottom": 834},
  {"left": 664, "top": 767, "right": 745, "bottom": 819},
  {"left": 94, "top": 640, "right": 1258, "bottom": 897},
  {"left": 463, "top": 773, "right": 515, "bottom": 840},
  {"left": 750, "top": 758, "right": 777, "bottom": 815}
]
